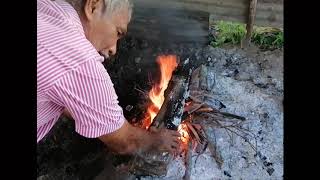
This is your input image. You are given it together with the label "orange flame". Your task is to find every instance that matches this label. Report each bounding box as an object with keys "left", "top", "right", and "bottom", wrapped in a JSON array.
[
  {"left": 141, "top": 55, "right": 192, "bottom": 149},
  {"left": 178, "top": 123, "right": 190, "bottom": 144},
  {"left": 142, "top": 55, "right": 178, "bottom": 129}
]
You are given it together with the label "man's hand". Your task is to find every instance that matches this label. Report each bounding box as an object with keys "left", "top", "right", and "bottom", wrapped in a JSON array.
[{"left": 149, "top": 127, "right": 181, "bottom": 154}]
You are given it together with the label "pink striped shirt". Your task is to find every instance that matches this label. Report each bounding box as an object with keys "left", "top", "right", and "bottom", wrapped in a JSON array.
[{"left": 37, "top": 0, "right": 125, "bottom": 142}]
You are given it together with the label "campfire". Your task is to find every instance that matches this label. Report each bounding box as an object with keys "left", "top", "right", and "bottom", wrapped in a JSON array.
[
  {"left": 141, "top": 55, "right": 191, "bottom": 149},
  {"left": 129, "top": 55, "right": 253, "bottom": 179}
]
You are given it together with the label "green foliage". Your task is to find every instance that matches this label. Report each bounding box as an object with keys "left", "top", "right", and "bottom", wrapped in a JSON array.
[
  {"left": 251, "top": 27, "right": 283, "bottom": 50},
  {"left": 210, "top": 21, "right": 283, "bottom": 50},
  {"left": 210, "top": 21, "right": 246, "bottom": 47}
]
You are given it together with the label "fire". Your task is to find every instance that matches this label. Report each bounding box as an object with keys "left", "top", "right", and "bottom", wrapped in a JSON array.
[
  {"left": 142, "top": 55, "right": 178, "bottom": 129},
  {"left": 178, "top": 123, "right": 190, "bottom": 144},
  {"left": 141, "top": 55, "right": 190, "bottom": 148}
]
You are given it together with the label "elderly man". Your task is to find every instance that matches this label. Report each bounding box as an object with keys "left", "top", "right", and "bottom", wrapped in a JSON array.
[{"left": 37, "top": 0, "right": 180, "bottom": 154}]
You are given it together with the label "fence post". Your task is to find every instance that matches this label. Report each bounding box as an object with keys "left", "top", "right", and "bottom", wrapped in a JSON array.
[{"left": 243, "top": 0, "right": 257, "bottom": 47}]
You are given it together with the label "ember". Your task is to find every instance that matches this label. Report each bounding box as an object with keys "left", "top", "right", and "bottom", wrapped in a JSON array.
[{"left": 177, "top": 123, "right": 190, "bottom": 145}]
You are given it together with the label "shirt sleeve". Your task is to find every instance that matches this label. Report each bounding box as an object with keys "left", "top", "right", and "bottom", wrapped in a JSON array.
[{"left": 46, "top": 59, "right": 125, "bottom": 138}]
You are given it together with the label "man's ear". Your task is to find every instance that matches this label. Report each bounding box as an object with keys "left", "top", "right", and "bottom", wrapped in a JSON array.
[{"left": 83, "top": 0, "right": 104, "bottom": 21}]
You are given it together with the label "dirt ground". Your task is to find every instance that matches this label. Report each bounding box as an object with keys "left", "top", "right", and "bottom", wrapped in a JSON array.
[{"left": 37, "top": 35, "right": 283, "bottom": 180}]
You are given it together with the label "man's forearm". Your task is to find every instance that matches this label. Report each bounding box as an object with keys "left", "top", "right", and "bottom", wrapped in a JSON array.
[
  {"left": 122, "top": 125, "right": 155, "bottom": 154},
  {"left": 62, "top": 109, "right": 155, "bottom": 154},
  {"left": 62, "top": 107, "right": 173, "bottom": 154}
]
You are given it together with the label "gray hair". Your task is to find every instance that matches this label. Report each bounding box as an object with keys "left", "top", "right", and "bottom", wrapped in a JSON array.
[
  {"left": 104, "top": 0, "right": 133, "bottom": 20},
  {"left": 65, "top": 0, "right": 133, "bottom": 20}
]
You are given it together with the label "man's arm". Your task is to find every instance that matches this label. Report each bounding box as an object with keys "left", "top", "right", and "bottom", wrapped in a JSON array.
[
  {"left": 63, "top": 107, "right": 180, "bottom": 154},
  {"left": 98, "top": 120, "right": 180, "bottom": 154}
]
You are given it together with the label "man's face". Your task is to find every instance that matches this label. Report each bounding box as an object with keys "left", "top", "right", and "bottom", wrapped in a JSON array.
[{"left": 82, "top": 1, "right": 130, "bottom": 59}]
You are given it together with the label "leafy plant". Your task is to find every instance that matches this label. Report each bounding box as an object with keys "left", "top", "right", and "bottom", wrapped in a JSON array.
[
  {"left": 210, "top": 21, "right": 283, "bottom": 50},
  {"left": 210, "top": 21, "right": 246, "bottom": 47},
  {"left": 251, "top": 27, "right": 283, "bottom": 50}
]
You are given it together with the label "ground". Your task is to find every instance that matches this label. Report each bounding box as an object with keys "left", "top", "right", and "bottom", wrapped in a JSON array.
[{"left": 37, "top": 36, "right": 283, "bottom": 180}]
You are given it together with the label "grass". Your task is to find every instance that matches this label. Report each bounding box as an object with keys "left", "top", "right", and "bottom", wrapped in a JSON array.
[
  {"left": 210, "top": 21, "right": 246, "bottom": 47},
  {"left": 209, "top": 20, "right": 283, "bottom": 50},
  {"left": 252, "top": 27, "right": 283, "bottom": 50}
]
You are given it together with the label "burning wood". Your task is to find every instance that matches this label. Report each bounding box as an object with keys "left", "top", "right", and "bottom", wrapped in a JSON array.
[
  {"left": 183, "top": 102, "right": 204, "bottom": 114},
  {"left": 143, "top": 55, "right": 179, "bottom": 128}
]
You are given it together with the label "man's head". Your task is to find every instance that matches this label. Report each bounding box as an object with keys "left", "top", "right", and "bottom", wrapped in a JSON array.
[{"left": 67, "top": 0, "right": 133, "bottom": 58}]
